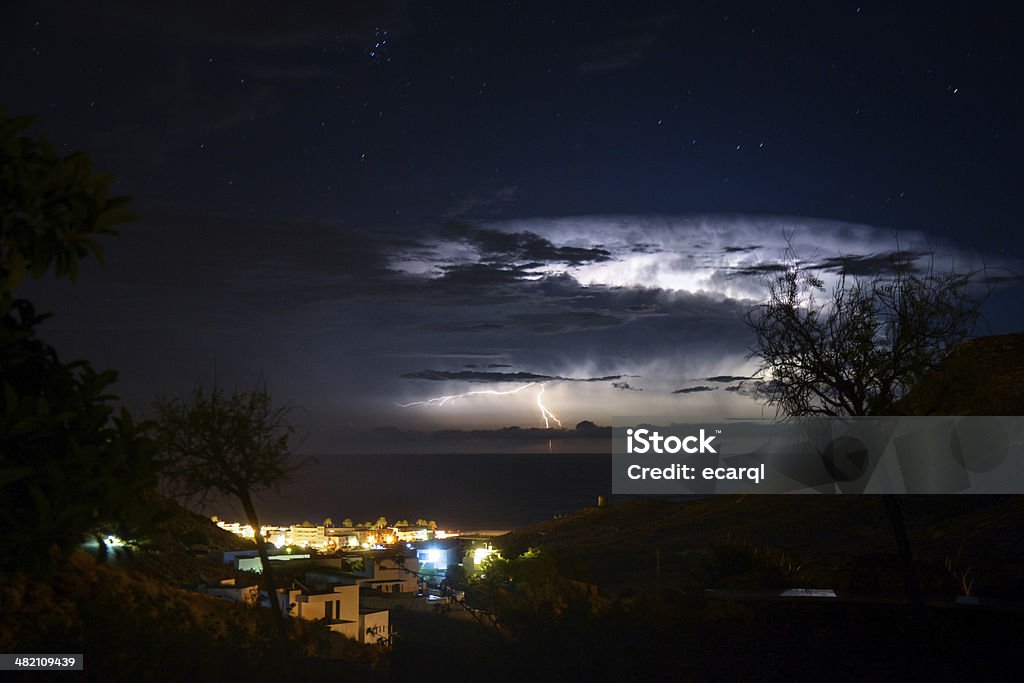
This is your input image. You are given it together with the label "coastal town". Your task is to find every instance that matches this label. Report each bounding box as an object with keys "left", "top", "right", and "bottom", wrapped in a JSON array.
[{"left": 198, "top": 517, "right": 499, "bottom": 646}]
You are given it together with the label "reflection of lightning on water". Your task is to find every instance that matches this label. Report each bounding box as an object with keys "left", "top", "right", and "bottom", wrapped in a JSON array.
[{"left": 398, "top": 381, "right": 562, "bottom": 428}]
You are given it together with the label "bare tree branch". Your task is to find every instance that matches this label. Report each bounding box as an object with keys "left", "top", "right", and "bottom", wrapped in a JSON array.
[{"left": 743, "top": 240, "right": 986, "bottom": 418}]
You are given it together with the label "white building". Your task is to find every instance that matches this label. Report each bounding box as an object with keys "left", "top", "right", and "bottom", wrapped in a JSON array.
[{"left": 276, "top": 581, "right": 391, "bottom": 645}]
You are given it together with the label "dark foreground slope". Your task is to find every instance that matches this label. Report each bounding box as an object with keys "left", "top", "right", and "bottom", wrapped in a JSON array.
[
  {"left": 397, "top": 493, "right": 1024, "bottom": 682},
  {"left": 895, "top": 331, "right": 1024, "bottom": 415},
  {"left": 0, "top": 496, "right": 387, "bottom": 682},
  {"left": 496, "top": 495, "right": 1024, "bottom": 596}
]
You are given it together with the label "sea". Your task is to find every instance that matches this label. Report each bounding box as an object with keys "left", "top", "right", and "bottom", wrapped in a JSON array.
[{"left": 249, "top": 452, "right": 624, "bottom": 532}]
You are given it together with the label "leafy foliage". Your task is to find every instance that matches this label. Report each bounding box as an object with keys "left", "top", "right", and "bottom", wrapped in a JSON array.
[
  {"left": 0, "top": 110, "right": 158, "bottom": 571},
  {"left": 469, "top": 549, "right": 601, "bottom": 639},
  {"left": 0, "top": 302, "right": 162, "bottom": 570},
  {"left": 154, "top": 383, "right": 309, "bottom": 651},
  {"left": 154, "top": 384, "right": 304, "bottom": 506},
  {"left": 1, "top": 109, "right": 133, "bottom": 308}
]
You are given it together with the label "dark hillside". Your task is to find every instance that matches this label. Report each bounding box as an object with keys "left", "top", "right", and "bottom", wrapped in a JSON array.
[
  {"left": 895, "top": 332, "right": 1024, "bottom": 415},
  {"left": 0, "top": 496, "right": 387, "bottom": 681}
]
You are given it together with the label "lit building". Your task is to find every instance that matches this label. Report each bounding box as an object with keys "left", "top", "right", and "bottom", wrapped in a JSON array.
[
  {"left": 466, "top": 543, "right": 497, "bottom": 571},
  {"left": 288, "top": 523, "right": 327, "bottom": 549},
  {"left": 416, "top": 546, "right": 459, "bottom": 573}
]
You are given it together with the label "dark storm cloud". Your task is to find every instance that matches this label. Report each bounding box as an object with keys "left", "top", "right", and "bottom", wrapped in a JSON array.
[
  {"left": 403, "top": 370, "right": 555, "bottom": 382},
  {"left": 612, "top": 382, "right": 642, "bottom": 391},
  {"left": 630, "top": 243, "right": 664, "bottom": 254},
  {"left": 673, "top": 386, "right": 717, "bottom": 394},
  {"left": 704, "top": 375, "right": 757, "bottom": 383},
  {"left": 727, "top": 263, "right": 793, "bottom": 277},
  {"left": 723, "top": 380, "right": 777, "bottom": 400},
  {"left": 809, "top": 250, "right": 928, "bottom": 276},
  {"left": 721, "top": 249, "right": 939, "bottom": 283},
  {"left": 435, "top": 263, "right": 534, "bottom": 288},
  {"left": 401, "top": 370, "right": 623, "bottom": 383},
  {"left": 439, "top": 222, "right": 611, "bottom": 265},
  {"left": 722, "top": 245, "right": 762, "bottom": 253}
]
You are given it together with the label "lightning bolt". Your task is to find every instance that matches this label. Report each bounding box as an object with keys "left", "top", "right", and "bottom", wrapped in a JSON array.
[
  {"left": 535, "top": 383, "right": 562, "bottom": 428},
  {"left": 399, "top": 382, "right": 562, "bottom": 428}
]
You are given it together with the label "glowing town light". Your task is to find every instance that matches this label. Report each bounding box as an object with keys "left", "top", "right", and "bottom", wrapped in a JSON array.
[
  {"left": 472, "top": 546, "right": 495, "bottom": 565},
  {"left": 104, "top": 534, "right": 126, "bottom": 548},
  {"left": 399, "top": 382, "right": 562, "bottom": 428}
]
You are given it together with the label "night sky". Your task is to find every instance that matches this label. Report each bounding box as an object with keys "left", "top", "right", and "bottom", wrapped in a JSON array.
[{"left": 4, "top": 2, "right": 1022, "bottom": 454}]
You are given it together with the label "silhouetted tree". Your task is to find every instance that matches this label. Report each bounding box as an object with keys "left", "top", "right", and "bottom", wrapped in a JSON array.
[
  {"left": 154, "top": 383, "right": 308, "bottom": 659},
  {"left": 743, "top": 245, "right": 984, "bottom": 416},
  {"left": 743, "top": 242, "right": 986, "bottom": 616},
  {"left": 0, "top": 109, "right": 159, "bottom": 571}
]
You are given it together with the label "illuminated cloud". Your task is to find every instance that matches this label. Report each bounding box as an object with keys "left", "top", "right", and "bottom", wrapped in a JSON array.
[
  {"left": 384, "top": 214, "right": 1012, "bottom": 307},
  {"left": 30, "top": 210, "right": 1020, "bottom": 441}
]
